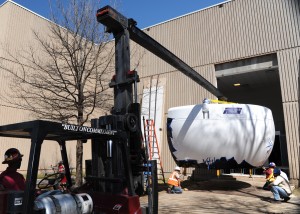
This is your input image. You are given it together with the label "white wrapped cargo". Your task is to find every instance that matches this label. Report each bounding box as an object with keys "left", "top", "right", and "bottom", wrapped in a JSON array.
[{"left": 167, "top": 101, "right": 275, "bottom": 168}]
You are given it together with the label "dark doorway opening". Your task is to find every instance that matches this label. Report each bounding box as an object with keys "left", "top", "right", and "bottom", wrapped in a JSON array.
[
  {"left": 215, "top": 55, "right": 288, "bottom": 170},
  {"left": 268, "top": 135, "right": 282, "bottom": 166}
]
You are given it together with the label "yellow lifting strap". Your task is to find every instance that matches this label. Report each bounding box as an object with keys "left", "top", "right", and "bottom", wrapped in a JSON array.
[{"left": 210, "top": 99, "right": 237, "bottom": 104}]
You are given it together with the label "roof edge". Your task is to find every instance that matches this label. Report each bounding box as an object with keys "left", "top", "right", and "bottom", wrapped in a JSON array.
[
  {"left": 0, "top": 0, "right": 51, "bottom": 22},
  {"left": 141, "top": 0, "right": 233, "bottom": 30},
  {"left": 0, "top": 0, "right": 9, "bottom": 8}
]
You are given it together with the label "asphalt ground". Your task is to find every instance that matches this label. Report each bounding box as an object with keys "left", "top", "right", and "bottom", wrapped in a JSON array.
[{"left": 140, "top": 175, "right": 300, "bottom": 214}]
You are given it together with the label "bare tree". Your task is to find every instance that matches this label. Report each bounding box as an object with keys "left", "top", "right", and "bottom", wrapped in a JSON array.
[{"left": 0, "top": 0, "right": 116, "bottom": 186}]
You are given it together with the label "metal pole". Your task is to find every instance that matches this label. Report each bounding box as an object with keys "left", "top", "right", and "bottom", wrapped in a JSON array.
[
  {"left": 149, "top": 160, "right": 158, "bottom": 214},
  {"left": 23, "top": 125, "right": 45, "bottom": 214},
  {"left": 298, "top": 59, "right": 300, "bottom": 187}
]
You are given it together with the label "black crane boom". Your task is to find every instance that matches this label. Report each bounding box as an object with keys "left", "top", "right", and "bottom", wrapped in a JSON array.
[
  {"left": 128, "top": 23, "right": 225, "bottom": 99},
  {"left": 97, "top": 5, "right": 225, "bottom": 99}
]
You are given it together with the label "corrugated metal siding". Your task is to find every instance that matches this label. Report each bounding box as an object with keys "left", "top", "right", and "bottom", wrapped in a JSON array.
[
  {"left": 0, "top": 2, "right": 85, "bottom": 172},
  {"left": 140, "top": 0, "right": 300, "bottom": 69},
  {"left": 135, "top": 0, "right": 300, "bottom": 78},
  {"left": 0, "top": 3, "right": 35, "bottom": 171},
  {"left": 0, "top": 3, "right": 42, "bottom": 172},
  {"left": 136, "top": 65, "right": 216, "bottom": 175},
  {"left": 278, "top": 48, "right": 300, "bottom": 102},
  {"left": 0, "top": 2, "right": 51, "bottom": 125},
  {"left": 162, "top": 65, "right": 216, "bottom": 108},
  {"left": 278, "top": 47, "right": 300, "bottom": 180},
  {"left": 282, "top": 102, "right": 299, "bottom": 180},
  {"left": 0, "top": 2, "right": 9, "bottom": 43},
  {"left": 133, "top": 0, "right": 300, "bottom": 179},
  {"left": 1, "top": 0, "right": 300, "bottom": 181},
  {"left": 0, "top": 3, "right": 13, "bottom": 125}
]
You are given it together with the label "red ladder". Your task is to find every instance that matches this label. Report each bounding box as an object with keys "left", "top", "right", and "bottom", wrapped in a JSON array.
[{"left": 144, "top": 119, "right": 165, "bottom": 184}]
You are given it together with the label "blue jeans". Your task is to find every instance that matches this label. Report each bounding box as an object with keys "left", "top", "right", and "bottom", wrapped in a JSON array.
[
  {"left": 270, "top": 186, "right": 289, "bottom": 200},
  {"left": 172, "top": 186, "right": 182, "bottom": 194}
]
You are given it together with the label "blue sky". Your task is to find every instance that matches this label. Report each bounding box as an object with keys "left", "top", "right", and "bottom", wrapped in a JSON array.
[{"left": 1, "top": 0, "right": 227, "bottom": 29}]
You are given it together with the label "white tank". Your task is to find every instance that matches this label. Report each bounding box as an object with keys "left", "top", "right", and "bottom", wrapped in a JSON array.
[
  {"left": 34, "top": 193, "right": 93, "bottom": 214},
  {"left": 167, "top": 101, "right": 275, "bottom": 168}
]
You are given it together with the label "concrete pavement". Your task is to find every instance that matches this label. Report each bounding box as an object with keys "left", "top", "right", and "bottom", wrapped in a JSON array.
[{"left": 140, "top": 175, "right": 300, "bottom": 213}]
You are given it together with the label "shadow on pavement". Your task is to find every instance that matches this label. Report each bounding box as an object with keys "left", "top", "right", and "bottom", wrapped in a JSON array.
[
  {"left": 158, "top": 178, "right": 251, "bottom": 192},
  {"left": 150, "top": 177, "right": 300, "bottom": 213},
  {"left": 181, "top": 179, "right": 251, "bottom": 191}
]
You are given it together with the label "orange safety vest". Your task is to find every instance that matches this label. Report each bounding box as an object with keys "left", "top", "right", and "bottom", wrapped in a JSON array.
[{"left": 168, "top": 171, "right": 180, "bottom": 187}]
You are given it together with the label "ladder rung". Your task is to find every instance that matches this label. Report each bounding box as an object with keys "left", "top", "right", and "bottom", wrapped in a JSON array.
[{"left": 143, "top": 118, "right": 166, "bottom": 184}]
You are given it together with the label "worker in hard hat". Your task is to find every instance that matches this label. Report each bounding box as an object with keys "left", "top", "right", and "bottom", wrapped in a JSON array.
[
  {"left": 0, "top": 148, "right": 26, "bottom": 191},
  {"left": 268, "top": 168, "right": 292, "bottom": 203},
  {"left": 262, "top": 162, "right": 276, "bottom": 190},
  {"left": 167, "top": 166, "right": 182, "bottom": 194}
]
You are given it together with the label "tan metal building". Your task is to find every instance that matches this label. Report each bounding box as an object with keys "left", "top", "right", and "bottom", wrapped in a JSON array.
[
  {"left": 133, "top": 0, "right": 300, "bottom": 187},
  {"left": 0, "top": 0, "right": 299, "bottom": 187},
  {"left": 0, "top": 0, "right": 95, "bottom": 175}
]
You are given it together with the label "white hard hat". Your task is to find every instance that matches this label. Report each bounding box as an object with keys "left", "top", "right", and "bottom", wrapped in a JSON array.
[{"left": 174, "top": 166, "right": 180, "bottom": 171}]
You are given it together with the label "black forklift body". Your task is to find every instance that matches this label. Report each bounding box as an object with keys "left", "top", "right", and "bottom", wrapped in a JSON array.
[{"left": 0, "top": 120, "right": 123, "bottom": 213}]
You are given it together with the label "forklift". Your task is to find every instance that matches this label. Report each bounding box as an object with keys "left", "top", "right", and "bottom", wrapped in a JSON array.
[{"left": 0, "top": 5, "right": 225, "bottom": 214}]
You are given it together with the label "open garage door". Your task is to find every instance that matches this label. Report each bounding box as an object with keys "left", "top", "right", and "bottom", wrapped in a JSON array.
[{"left": 215, "top": 54, "right": 289, "bottom": 168}]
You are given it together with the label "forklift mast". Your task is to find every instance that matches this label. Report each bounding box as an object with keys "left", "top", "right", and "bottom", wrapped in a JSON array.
[
  {"left": 92, "top": 5, "right": 225, "bottom": 194},
  {"left": 90, "top": 5, "right": 225, "bottom": 212}
]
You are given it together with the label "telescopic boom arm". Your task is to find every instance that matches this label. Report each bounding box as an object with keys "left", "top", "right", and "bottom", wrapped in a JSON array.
[{"left": 96, "top": 6, "right": 226, "bottom": 99}]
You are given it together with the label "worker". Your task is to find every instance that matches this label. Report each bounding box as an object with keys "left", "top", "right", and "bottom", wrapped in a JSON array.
[
  {"left": 167, "top": 166, "right": 182, "bottom": 194},
  {"left": 262, "top": 162, "right": 276, "bottom": 190},
  {"left": 268, "top": 168, "right": 292, "bottom": 203},
  {"left": 58, "top": 161, "right": 67, "bottom": 189},
  {"left": 280, "top": 170, "right": 289, "bottom": 182},
  {"left": 0, "top": 148, "right": 25, "bottom": 191}
]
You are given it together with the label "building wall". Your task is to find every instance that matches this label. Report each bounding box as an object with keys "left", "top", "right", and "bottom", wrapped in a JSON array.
[
  {"left": 0, "top": 1, "right": 91, "bottom": 173},
  {"left": 0, "top": 2, "right": 42, "bottom": 172},
  {"left": 0, "top": 0, "right": 299, "bottom": 185},
  {"left": 138, "top": 0, "right": 300, "bottom": 69},
  {"left": 134, "top": 0, "right": 300, "bottom": 183},
  {"left": 277, "top": 47, "right": 300, "bottom": 183}
]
